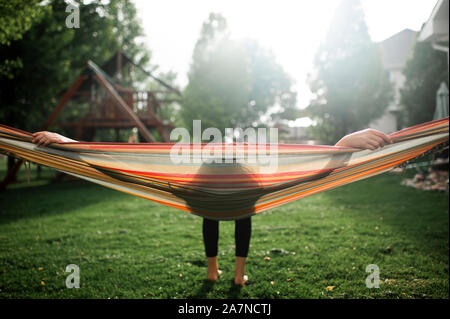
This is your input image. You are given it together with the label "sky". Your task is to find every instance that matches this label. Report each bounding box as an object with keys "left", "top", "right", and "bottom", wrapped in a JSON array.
[{"left": 134, "top": 0, "right": 436, "bottom": 118}]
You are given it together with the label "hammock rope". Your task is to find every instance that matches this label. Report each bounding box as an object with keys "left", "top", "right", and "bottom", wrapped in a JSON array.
[{"left": 0, "top": 118, "right": 448, "bottom": 220}]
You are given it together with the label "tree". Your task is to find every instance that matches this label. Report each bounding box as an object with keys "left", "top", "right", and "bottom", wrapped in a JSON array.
[
  {"left": 0, "top": 0, "right": 43, "bottom": 46},
  {"left": 306, "top": 0, "right": 392, "bottom": 144},
  {"left": 0, "top": 0, "right": 157, "bottom": 179},
  {"left": 0, "top": 0, "right": 152, "bottom": 132},
  {"left": 0, "top": 0, "right": 43, "bottom": 79},
  {"left": 181, "top": 13, "right": 297, "bottom": 135},
  {"left": 400, "top": 38, "right": 449, "bottom": 126}
]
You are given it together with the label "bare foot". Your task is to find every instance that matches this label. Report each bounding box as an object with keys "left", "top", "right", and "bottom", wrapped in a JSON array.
[
  {"left": 234, "top": 256, "right": 248, "bottom": 286},
  {"left": 207, "top": 257, "right": 221, "bottom": 281},
  {"left": 234, "top": 274, "right": 248, "bottom": 286},
  {"left": 208, "top": 269, "right": 222, "bottom": 281}
]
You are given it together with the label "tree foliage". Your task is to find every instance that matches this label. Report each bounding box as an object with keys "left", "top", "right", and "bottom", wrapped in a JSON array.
[
  {"left": 0, "top": 0, "right": 43, "bottom": 46},
  {"left": 306, "top": 0, "right": 392, "bottom": 144},
  {"left": 0, "top": 0, "right": 43, "bottom": 79},
  {"left": 0, "top": 0, "right": 152, "bottom": 131},
  {"left": 400, "top": 39, "right": 449, "bottom": 126},
  {"left": 181, "top": 13, "right": 297, "bottom": 135}
]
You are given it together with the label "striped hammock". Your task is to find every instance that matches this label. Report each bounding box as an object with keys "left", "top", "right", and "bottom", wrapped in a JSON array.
[{"left": 0, "top": 118, "right": 448, "bottom": 220}]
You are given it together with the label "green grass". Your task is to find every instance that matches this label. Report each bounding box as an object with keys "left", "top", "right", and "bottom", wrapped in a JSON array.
[{"left": 0, "top": 163, "right": 448, "bottom": 299}]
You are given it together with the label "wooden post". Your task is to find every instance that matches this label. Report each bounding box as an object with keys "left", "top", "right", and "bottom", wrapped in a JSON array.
[{"left": 116, "top": 50, "right": 122, "bottom": 82}]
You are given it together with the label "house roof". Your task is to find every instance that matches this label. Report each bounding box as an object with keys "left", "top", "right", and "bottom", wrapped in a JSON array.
[
  {"left": 418, "top": 0, "right": 449, "bottom": 42},
  {"left": 378, "top": 29, "right": 417, "bottom": 70}
]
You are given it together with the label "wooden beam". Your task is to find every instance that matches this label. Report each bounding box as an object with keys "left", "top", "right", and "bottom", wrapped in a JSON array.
[
  {"left": 125, "top": 59, "right": 182, "bottom": 96},
  {"left": 1, "top": 74, "right": 86, "bottom": 190},
  {"left": 88, "top": 61, "right": 156, "bottom": 142},
  {"left": 42, "top": 74, "right": 86, "bottom": 130}
]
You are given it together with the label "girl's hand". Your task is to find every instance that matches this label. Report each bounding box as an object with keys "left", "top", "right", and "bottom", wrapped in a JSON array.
[
  {"left": 32, "top": 131, "right": 73, "bottom": 146},
  {"left": 335, "top": 129, "right": 392, "bottom": 150}
]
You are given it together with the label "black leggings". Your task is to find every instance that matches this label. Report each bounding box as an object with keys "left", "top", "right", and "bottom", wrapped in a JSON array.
[{"left": 202, "top": 217, "right": 252, "bottom": 258}]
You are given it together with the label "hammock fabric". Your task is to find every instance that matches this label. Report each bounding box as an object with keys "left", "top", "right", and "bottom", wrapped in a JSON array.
[{"left": 0, "top": 118, "right": 448, "bottom": 220}]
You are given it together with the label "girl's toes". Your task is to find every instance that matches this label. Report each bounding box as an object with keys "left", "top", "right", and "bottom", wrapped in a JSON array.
[
  {"left": 208, "top": 269, "right": 222, "bottom": 281},
  {"left": 234, "top": 275, "right": 248, "bottom": 286}
]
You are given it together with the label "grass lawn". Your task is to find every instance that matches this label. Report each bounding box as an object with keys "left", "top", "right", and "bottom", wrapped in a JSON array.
[{"left": 0, "top": 163, "right": 448, "bottom": 299}]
